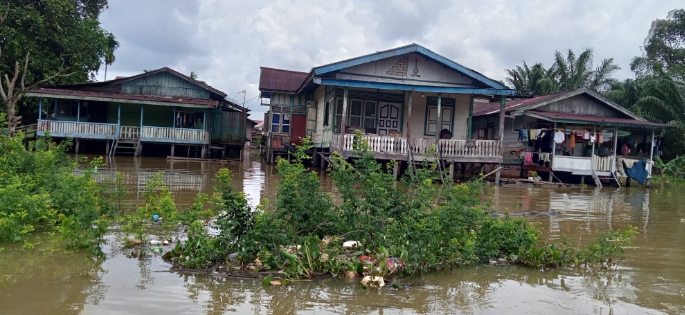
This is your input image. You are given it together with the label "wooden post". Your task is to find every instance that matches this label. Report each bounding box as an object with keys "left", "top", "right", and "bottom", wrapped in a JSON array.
[
  {"left": 106, "top": 141, "right": 110, "bottom": 155},
  {"left": 436, "top": 92, "right": 442, "bottom": 140},
  {"left": 406, "top": 90, "right": 414, "bottom": 176},
  {"left": 201, "top": 145, "right": 207, "bottom": 159},
  {"left": 76, "top": 100, "right": 81, "bottom": 122},
  {"left": 140, "top": 105, "right": 144, "bottom": 127},
  {"left": 171, "top": 144, "right": 175, "bottom": 157},
  {"left": 203, "top": 109, "right": 207, "bottom": 131},
  {"left": 53, "top": 99, "right": 57, "bottom": 118},
  {"left": 468, "top": 95, "right": 474, "bottom": 139},
  {"left": 38, "top": 99, "right": 42, "bottom": 120},
  {"left": 612, "top": 127, "right": 619, "bottom": 171},
  {"left": 117, "top": 103, "right": 121, "bottom": 134},
  {"left": 496, "top": 97, "right": 506, "bottom": 185},
  {"left": 393, "top": 161, "right": 400, "bottom": 179},
  {"left": 648, "top": 130, "right": 655, "bottom": 187},
  {"left": 172, "top": 108, "right": 176, "bottom": 128},
  {"left": 550, "top": 122, "right": 557, "bottom": 182},
  {"left": 339, "top": 87, "right": 348, "bottom": 148},
  {"left": 75, "top": 139, "right": 80, "bottom": 154},
  {"left": 591, "top": 125, "right": 596, "bottom": 158},
  {"left": 449, "top": 162, "right": 454, "bottom": 180}
]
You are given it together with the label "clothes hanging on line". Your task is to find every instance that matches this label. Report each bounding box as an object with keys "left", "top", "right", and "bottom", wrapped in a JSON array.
[
  {"left": 519, "top": 129, "right": 529, "bottom": 142},
  {"left": 554, "top": 130, "right": 565, "bottom": 144},
  {"left": 529, "top": 129, "right": 538, "bottom": 140},
  {"left": 597, "top": 134, "right": 604, "bottom": 143},
  {"left": 569, "top": 133, "right": 576, "bottom": 149},
  {"left": 583, "top": 132, "right": 590, "bottom": 140},
  {"left": 524, "top": 152, "right": 533, "bottom": 163}
]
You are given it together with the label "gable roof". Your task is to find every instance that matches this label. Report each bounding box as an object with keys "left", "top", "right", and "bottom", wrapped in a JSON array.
[
  {"left": 311, "top": 43, "right": 507, "bottom": 90},
  {"left": 473, "top": 88, "right": 644, "bottom": 121},
  {"left": 527, "top": 111, "right": 672, "bottom": 129},
  {"left": 52, "top": 67, "right": 228, "bottom": 99},
  {"left": 259, "top": 67, "right": 309, "bottom": 93}
]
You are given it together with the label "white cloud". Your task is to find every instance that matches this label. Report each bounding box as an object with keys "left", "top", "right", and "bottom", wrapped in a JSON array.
[{"left": 98, "top": 0, "right": 683, "bottom": 116}]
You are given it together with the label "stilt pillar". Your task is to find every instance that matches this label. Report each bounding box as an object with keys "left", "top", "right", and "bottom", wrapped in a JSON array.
[
  {"left": 106, "top": 140, "right": 110, "bottom": 155},
  {"left": 75, "top": 139, "right": 80, "bottom": 154},
  {"left": 171, "top": 144, "right": 175, "bottom": 157},
  {"left": 495, "top": 166, "right": 501, "bottom": 185}
]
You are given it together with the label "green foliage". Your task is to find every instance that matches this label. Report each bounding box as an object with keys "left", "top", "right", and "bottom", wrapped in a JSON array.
[
  {"left": 631, "top": 9, "right": 685, "bottom": 79},
  {"left": 121, "top": 173, "right": 178, "bottom": 242},
  {"left": 505, "top": 48, "right": 620, "bottom": 93},
  {"left": 0, "top": 134, "right": 113, "bottom": 256}
]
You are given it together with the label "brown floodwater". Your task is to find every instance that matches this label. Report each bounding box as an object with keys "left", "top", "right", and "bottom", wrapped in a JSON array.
[{"left": 1, "top": 151, "right": 684, "bottom": 314}]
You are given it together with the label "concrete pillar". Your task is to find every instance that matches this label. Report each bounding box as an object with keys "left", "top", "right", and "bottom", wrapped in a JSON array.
[
  {"left": 393, "top": 161, "right": 400, "bottom": 179},
  {"left": 171, "top": 144, "right": 175, "bottom": 157},
  {"left": 495, "top": 167, "right": 501, "bottom": 185},
  {"left": 201, "top": 145, "right": 207, "bottom": 159},
  {"left": 106, "top": 140, "right": 110, "bottom": 155},
  {"left": 75, "top": 139, "right": 80, "bottom": 154},
  {"left": 339, "top": 87, "right": 349, "bottom": 148},
  {"left": 449, "top": 162, "right": 454, "bottom": 181}
]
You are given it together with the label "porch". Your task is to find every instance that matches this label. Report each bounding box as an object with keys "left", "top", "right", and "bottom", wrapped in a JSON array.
[{"left": 331, "top": 134, "right": 502, "bottom": 163}]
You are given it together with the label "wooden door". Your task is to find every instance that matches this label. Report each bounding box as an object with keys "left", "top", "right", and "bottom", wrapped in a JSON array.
[
  {"left": 376, "top": 102, "right": 401, "bottom": 136},
  {"left": 290, "top": 114, "right": 307, "bottom": 145}
]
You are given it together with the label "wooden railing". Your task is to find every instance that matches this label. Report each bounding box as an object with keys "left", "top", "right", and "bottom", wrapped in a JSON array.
[
  {"left": 140, "top": 126, "right": 209, "bottom": 144},
  {"left": 335, "top": 134, "right": 501, "bottom": 158},
  {"left": 592, "top": 155, "right": 613, "bottom": 172},
  {"left": 119, "top": 126, "right": 140, "bottom": 139},
  {"left": 552, "top": 156, "right": 593, "bottom": 172},
  {"left": 38, "top": 120, "right": 117, "bottom": 138}
]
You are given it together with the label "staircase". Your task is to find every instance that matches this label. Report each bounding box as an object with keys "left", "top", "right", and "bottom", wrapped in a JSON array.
[{"left": 113, "top": 139, "right": 141, "bottom": 156}]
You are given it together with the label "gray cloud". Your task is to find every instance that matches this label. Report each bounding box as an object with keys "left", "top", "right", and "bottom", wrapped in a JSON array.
[{"left": 98, "top": 0, "right": 683, "bottom": 116}]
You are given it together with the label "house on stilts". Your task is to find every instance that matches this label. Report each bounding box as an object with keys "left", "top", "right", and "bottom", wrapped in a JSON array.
[
  {"left": 259, "top": 44, "right": 530, "bottom": 182},
  {"left": 26, "top": 67, "right": 249, "bottom": 158},
  {"left": 471, "top": 88, "right": 673, "bottom": 187}
]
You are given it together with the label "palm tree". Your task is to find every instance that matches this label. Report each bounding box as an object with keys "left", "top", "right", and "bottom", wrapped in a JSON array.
[
  {"left": 505, "top": 48, "right": 620, "bottom": 95},
  {"left": 632, "top": 76, "right": 685, "bottom": 157},
  {"left": 604, "top": 79, "right": 643, "bottom": 109},
  {"left": 103, "top": 33, "right": 119, "bottom": 81}
]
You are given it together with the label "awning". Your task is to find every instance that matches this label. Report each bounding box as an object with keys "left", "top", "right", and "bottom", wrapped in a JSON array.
[
  {"left": 26, "top": 88, "right": 219, "bottom": 108},
  {"left": 525, "top": 111, "right": 673, "bottom": 129}
]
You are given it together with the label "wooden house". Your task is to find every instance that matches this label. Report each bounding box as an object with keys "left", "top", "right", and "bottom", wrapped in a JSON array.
[
  {"left": 259, "top": 44, "right": 529, "bottom": 182},
  {"left": 26, "top": 67, "right": 248, "bottom": 158},
  {"left": 471, "top": 88, "right": 673, "bottom": 186}
]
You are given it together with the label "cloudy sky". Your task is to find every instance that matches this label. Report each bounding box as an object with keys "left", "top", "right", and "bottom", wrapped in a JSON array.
[{"left": 98, "top": 0, "right": 681, "bottom": 117}]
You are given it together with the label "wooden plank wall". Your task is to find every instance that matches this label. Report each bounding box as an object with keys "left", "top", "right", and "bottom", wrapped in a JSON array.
[
  {"left": 121, "top": 72, "right": 211, "bottom": 100},
  {"left": 536, "top": 94, "right": 623, "bottom": 117}
]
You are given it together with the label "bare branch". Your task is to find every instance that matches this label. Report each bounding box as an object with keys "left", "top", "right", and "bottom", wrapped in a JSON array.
[
  {"left": 25, "top": 69, "right": 77, "bottom": 92},
  {"left": 20, "top": 52, "right": 29, "bottom": 91}
]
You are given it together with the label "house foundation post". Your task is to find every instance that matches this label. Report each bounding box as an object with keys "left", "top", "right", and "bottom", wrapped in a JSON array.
[{"left": 171, "top": 144, "right": 175, "bottom": 157}]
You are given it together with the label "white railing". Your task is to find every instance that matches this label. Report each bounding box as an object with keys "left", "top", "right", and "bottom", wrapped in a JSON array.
[
  {"left": 552, "top": 156, "right": 593, "bottom": 172},
  {"left": 119, "top": 126, "right": 140, "bottom": 139},
  {"left": 38, "top": 120, "right": 117, "bottom": 138},
  {"left": 140, "top": 126, "right": 209, "bottom": 143},
  {"left": 336, "top": 134, "right": 501, "bottom": 158}
]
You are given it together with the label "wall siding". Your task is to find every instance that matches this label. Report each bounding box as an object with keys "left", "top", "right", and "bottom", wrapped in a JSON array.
[
  {"left": 401, "top": 92, "right": 469, "bottom": 139},
  {"left": 342, "top": 53, "right": 475, "bottom": 87},
  {"left": 536, "top": 94, "right": 623, "bottom": 117},
  {"left": 121, "top": 72, "right": 211, "bottom": 100}
]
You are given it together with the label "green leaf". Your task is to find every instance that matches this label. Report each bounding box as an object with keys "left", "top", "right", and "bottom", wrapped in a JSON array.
[{"left": 262, "top": 275, "right": 273, "bottom": 286}]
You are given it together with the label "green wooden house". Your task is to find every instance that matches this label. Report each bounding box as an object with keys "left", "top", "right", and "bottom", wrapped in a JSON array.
[{"left": 26, "top": 67, "right": 248, "bottom": 157}]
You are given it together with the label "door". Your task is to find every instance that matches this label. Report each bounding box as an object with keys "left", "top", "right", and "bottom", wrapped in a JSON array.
[
  {"left": 290, "top": 114, "right": 307, "bottom": 145},
  {"left": 376, "top": 102, "right": 401, "bottom": 136}
]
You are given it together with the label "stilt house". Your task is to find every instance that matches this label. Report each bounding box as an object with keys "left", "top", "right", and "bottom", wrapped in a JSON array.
[
  {"left": 259, "top": 44, "right": 529, "bottom": 181},
  {"left": 26, "top": 67, "right": 248, "bottom": 158}
]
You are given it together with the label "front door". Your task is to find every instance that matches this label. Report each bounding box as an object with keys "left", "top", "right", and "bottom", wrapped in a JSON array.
[
  {"left": 376, "top": 102, "right": 401, "bottom": 136},
  {"left": 290, "top": 114, "right": 307, "bottom": 145}
]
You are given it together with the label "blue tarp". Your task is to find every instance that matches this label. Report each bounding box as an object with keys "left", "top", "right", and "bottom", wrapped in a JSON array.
[{"left": 624, "top": 159, "right": 649, "bottom": 185}]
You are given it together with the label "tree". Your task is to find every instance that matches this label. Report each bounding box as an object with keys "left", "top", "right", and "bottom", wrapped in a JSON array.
[
  {"left": 0, "top": 0, "right": 117, "bottom": 133},
  {"left": 632, "top": 77, "right": 685, "bottom": 157},
  {"left": 103, "top": 33, "right": 119, "bottom": 81},
  {"left": 505, "top": 48, "right": 620, "bottom": 94},
  {"left": 604, "top": 78, "right": 643, "bottom": 109},
  {"left": 631, "top": 9, "right": 685, "bottom": 80}
]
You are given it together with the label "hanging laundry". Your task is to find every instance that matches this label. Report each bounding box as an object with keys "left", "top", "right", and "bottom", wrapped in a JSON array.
[
  {"left": 569, "top": 133, "right": 576, "bottom": 149},
  {"left": 590, "top": 134, "right": 596, "bottom": 143},
  {"left": 554, "top": 130, "right": 565, "bottom": 144},
  {"left": 529, "top": 130, "right": 538, "bottom": 140},
  {"left": 575, "top": 130, "right": 584, "bottom": 137},
  {"left": 519, "top": 129, "right": 529, "bottom": 142},
  {"left": 583, "top": 131, "right": 590, "bottom": 140},
  {"left": 524, "top": 152, "right": 533, "bottom": 163},
  {"left": 622, "top": 143, "right": 630, "bottom": 156},
  {"left": 597, "top": 134, "right": 604, "bottom": 143},
  {"left": 532, "top": 153, "right": 539, "bottom": 164}
]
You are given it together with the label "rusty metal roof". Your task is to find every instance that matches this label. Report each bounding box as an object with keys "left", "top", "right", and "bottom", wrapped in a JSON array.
[
  {"left": 473, "top": 91, "right": 571, "bottom": 116},
  {"left": 259, "top": 67, "right": 309, "bottom": 93},
  {"left": 527, "top": 111, "right": 673, "bottom": 128},
  {"left": 27, "top": 88, "right": 219, "bottom": 107}
]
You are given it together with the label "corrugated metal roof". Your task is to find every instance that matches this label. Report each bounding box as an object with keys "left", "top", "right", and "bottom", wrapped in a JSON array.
[
  {"left": 527, "top": 111, "right": 672, "bottom": 128},
  {"left": 48, "top": 67, "right": 228, "bottom": 98},
  {"left": 27, "top": 88, "right": 218, "bottom": 107},
  {"left": 473, "top": 91, "right": 572, "bottom": 116},
  {"left": 259, "top": 67, "right": 309, "bottom": 93}
]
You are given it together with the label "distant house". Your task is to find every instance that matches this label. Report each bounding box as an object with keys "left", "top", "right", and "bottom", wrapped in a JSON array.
[
  {"left": 471, "top": 88, "right": 672, "bottom": 186},
  {"left": 259, "top": 44, "right": 527, "bottom": 182},
  {"left": 26, "top": 67, "right": 248, "bottom": 158}
]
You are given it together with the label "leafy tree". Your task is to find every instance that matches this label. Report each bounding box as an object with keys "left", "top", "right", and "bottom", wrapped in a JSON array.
[
  {"left": 0, "top": 0, "right": 118, "bottom": 133},
  {"left": 505, "top": 61, "right": 556, "bottom": 95},
  {"left": 631, "top": 9, "right": 685, "bottom": 80}
]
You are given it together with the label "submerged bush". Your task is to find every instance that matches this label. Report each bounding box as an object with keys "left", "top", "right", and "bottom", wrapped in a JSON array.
[
  {"left": 0, "top": 134, "right": 115, "bottom": 256},
  {"left": 163, "top": 133, "right": 634, "bottom": 278}
]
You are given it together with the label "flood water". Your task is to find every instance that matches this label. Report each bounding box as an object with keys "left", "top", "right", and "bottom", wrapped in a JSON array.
[{"left": 1, "top": 151, "right": 684, "bottom": 314}]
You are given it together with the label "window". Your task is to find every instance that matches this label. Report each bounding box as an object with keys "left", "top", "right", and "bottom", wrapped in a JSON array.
[
  {"left": 364, "top": 101, "right": 376, "bottom": 128},
  {"left": 176, "top": 111, "right": 204, "bottom": 129},
  {"left": 272, "top": 113, "right": 291, "bottom": 133},
  {"left": 323, "top": 101, "right": 330, "bottom": 126},
  {"left": 349, "top": 100, "right": 363, "bottom": 127},
  {"left": 424, "top": 97, "right": 455, "bottom": 136},
  {"left": 335, "top": 99, "right": 343, "bottom": 128}
]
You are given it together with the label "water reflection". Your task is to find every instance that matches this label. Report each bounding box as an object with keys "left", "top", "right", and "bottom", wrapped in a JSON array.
[{"left": 1, "top": 152, "right": 684, "bottom": 314}]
